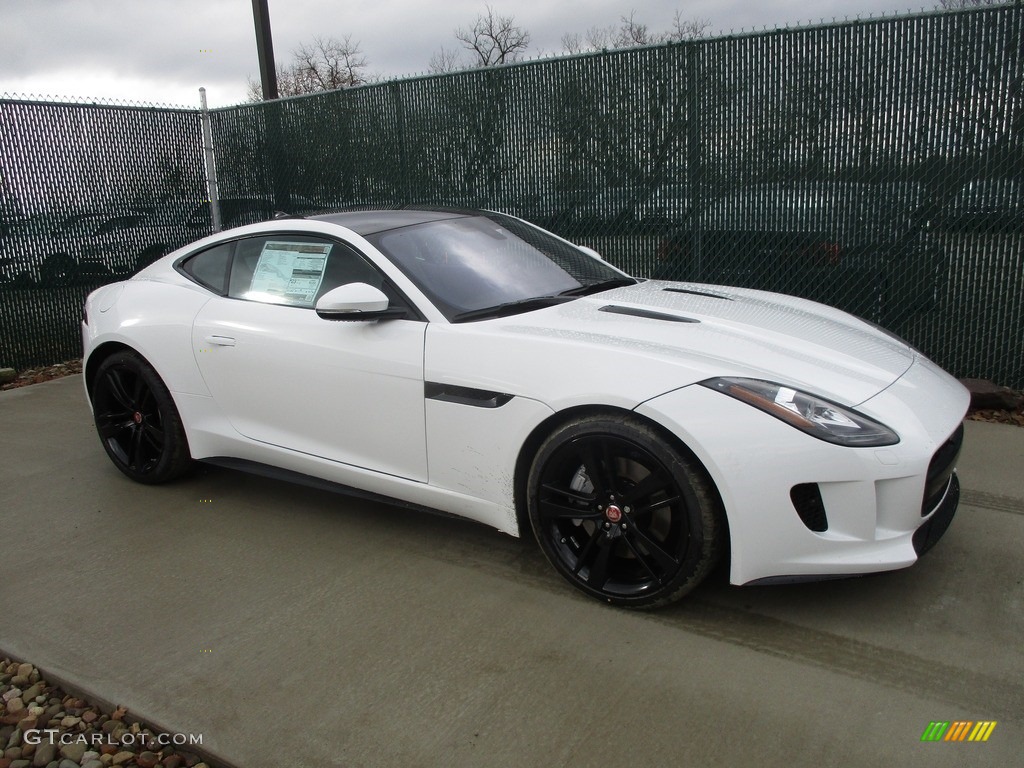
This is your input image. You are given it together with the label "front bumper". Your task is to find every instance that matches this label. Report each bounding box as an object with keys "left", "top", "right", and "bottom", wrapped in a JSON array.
[{"left": 635, "top": 357, "right": 970, "bottom": 585}]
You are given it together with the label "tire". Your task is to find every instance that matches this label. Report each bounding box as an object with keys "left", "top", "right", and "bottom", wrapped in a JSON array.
[
  {"left": 91, "top": 351, "right": 192, "bottom": 484},
  {"left": 527, "top": 414, "right": 722, "bottom": 608},
  {"left": 39, "top": 253, "right": 79, "bottom": 286}
]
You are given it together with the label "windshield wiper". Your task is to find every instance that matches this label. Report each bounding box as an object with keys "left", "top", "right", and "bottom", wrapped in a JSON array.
[
  {"left": 452, "top": 295, "right": 572, "bottom": 322},
  {"left": 558, "top": 277, "right": 637, "bottom": 297}
]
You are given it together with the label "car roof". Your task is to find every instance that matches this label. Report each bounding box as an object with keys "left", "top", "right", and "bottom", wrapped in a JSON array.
[{"left": 310, "top": 209, "right": 471, "bottom": 236}]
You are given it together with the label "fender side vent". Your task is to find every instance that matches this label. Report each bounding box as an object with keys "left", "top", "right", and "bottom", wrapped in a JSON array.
[
  {"left": 791, "top": 483, "right": 829, "bottom": 532},
  {"left": 425, "top": 382, "right": 514, "bottom": 408},
  {"left": 598, "top": 305, "right": 700, "bottom": 323}
]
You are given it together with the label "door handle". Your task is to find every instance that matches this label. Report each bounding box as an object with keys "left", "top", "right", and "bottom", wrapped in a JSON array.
[{"left": 205, "top": 335, "right": 236, "bottom": 347}]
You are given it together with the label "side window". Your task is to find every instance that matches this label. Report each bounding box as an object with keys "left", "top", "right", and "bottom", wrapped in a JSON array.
[
  {"left": 227, "top": 235, "right": 390, "bottom": 309},
  {"left": 180, "top": 242, "right": 233, "bottom": 294}
]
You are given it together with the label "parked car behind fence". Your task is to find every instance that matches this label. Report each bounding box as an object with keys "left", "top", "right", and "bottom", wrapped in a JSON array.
[{"left": 652, "top": 182, "right": 944, "bottom": 323}]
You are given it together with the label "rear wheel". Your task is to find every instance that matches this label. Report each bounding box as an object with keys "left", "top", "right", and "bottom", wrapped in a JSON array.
[
  {"left": 91, "top": 351, "right": 192, "bottom": 483},
  {"left": 527, "top": 414, "right": 722, "bottom": 608},
  {"left": 39, "top": 253, "right": 79, "bottom": 286}
]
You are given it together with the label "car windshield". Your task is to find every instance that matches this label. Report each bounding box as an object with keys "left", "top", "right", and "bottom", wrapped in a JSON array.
[{"left": 367, "top": 213, "right": 634, "bottom": 321}]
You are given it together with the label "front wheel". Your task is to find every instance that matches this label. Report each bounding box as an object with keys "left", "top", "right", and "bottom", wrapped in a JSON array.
[
  {"left": 527, "top": 415, "right": 722, "bottom": 608},
  {"left": 91, "top": 351, "right": 192, "bottom": 483}
]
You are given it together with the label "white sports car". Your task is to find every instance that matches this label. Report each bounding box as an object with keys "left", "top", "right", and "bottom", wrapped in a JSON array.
[{"left": 82, "top": 208, "right": 969, "bottom": 608}]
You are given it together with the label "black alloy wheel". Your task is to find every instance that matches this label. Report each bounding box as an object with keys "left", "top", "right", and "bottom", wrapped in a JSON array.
[
  {"left": 91, "top": 351, "right": 192, "bottom": 483},
  {"left": 528, "top": 415, "right": 722, "bottom": 608}
]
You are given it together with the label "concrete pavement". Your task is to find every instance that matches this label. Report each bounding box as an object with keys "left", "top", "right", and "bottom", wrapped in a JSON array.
[{"left": 1, "top": 376, "right": 1022, "bottom": 767}]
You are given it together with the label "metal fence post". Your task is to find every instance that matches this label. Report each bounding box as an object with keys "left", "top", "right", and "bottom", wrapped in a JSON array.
[{"left": 199, "top": 88, "right": 222, "bottom": 232}]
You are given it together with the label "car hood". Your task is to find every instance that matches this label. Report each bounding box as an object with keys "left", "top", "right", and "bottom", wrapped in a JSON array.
[{"left": 489, "top": 280, "right": 916, "bottom": 407}]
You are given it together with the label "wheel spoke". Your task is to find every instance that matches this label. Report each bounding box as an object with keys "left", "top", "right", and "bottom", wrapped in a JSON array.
[
  {"left": 128, "top": 426, "right": 146, "bottom": 469},
  {"left": 541, "top": 482, "right": 594, "bottom": 505},
  {"left": 104, "top": 369, "right": 135, "bottom": 410},
  {"left": 137, "top": 385, "right": 154, "bottom": 413},
  {"left": 620, "top": 534, "right": 661, "bottom": 583},
  {"left": 600, "top": 440, "right": 621, "bottom": 497},
  {"left": 142, "top": 421, "right": 165, "bottom": 451},
  {"left": 626, "top": 526, "right": 682, "bottom": 574},
  {"left": 131, "top": 375, "right": 146, "bottom": 409},
  {"left": 572, "top": 527, "right": 603, "bottom": 576},
  {"left": 95, "top": 411, "right": 132, "bottom": 439},
  {"left": 621, "top": 470, "right": 674, "bottom": 506},
  {"left": 539, "top": 498, "right": 602, "bottom": 521},
  {"left": 634, "top": 495, "right": 681, "bottom": 515}
]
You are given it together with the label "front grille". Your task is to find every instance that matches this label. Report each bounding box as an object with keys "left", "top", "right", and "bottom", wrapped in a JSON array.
[
  {"left": 922, "top": 424, "right": 964, "bottom": 516},
  {"left": 791, "top": 483, "right": 828, "bottom": 532}
]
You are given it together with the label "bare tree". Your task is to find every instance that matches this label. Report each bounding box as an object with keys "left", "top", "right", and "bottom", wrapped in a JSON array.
[
  {"left": 563, "top": 9, "right": 709, "bottom": 54},
  {"left": 614, "top": 11, "right": 653, "bottom": 47},
  {"left": 668, "top": 10, "right": 710, "bottom": 41},
  {"left": 428, "top": 46, "right": 463, "bottom": 74},
  {"left": 248, "top": 35, "right": 370, "bottom": 100},
  {"left": 453, "top": 4, "right": 531, "bottom": 66},
  {"left": 560, "top": 32, "right": 584, "bottom": 55}
]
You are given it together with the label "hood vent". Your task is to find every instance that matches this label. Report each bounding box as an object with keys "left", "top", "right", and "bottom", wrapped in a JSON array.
[
  {"left": 662, "top": 287, "right": 733, "bottom": 301},
  {"left": 598, "top": 305, "right": 700, "bottom": 324}
]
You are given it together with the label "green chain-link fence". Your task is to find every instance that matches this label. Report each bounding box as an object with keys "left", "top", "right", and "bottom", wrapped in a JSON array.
[{"left": 2, "top": 5, "right": 1022, "bottom": 385}]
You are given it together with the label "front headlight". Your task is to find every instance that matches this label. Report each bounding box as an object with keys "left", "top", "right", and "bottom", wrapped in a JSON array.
[{"left": 700, "top": 377, "right": 899, "bottom": 447}]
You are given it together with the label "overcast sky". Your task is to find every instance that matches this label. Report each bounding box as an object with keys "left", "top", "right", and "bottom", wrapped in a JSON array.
[{"left": 2, "top": 0, "right": 947, "bottom": 108}]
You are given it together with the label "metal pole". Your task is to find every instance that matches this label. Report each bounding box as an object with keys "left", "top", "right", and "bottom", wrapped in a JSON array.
[
  {"left": 199, "top": 88, "right": 222, "bottom": 232},
  {"left": 252, "top": 0, "right": 279, "bottom": 101}
]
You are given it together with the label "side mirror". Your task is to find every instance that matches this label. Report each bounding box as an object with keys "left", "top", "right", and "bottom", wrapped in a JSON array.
[{"left": 315, "top": 283, "right": 406, "bottom": 321}]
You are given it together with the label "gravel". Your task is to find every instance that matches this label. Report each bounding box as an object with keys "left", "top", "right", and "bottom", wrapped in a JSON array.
[{"left": 0, "top": 659, "right": 222, "bottom": 768}]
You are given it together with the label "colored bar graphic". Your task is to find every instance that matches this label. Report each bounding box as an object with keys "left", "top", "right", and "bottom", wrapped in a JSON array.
[
  {"left": 968, "top": 722, "right": 997, "bottom": 742},
  {"left": 945, "top": 721, "right": 972, "bottom": 741},
  {"left": 921, "top": 720, "right": 996, "bottom": 742}
]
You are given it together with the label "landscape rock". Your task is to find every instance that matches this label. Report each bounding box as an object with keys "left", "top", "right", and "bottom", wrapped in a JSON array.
[
  {"left": 29, "top": 742, "right": 55, "bottom": 767},
  {"left": 58, "top": 742, "right": 86, "bottom": 762}
]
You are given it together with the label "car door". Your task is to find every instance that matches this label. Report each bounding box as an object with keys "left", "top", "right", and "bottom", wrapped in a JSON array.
[{"left": 188, "top": 233, "right": 428, "bottom": 482}]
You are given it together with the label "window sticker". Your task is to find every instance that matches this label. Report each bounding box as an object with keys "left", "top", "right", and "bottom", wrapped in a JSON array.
[{"left": 247, "top": 241, "right": 331, "bottom": 305}]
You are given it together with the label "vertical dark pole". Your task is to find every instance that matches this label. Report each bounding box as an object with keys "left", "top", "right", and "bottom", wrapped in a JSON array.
[
  {"left": 251, "top": 0, "right": 290, "bottom": 211},
  {"left": 252, "top": 0, "right": 278, "bottom": 101}
]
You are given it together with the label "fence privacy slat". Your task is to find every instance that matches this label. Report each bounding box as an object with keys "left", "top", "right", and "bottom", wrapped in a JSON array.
[{"left": 1, "top": 5, "right": 1022, "bottom": 386}]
